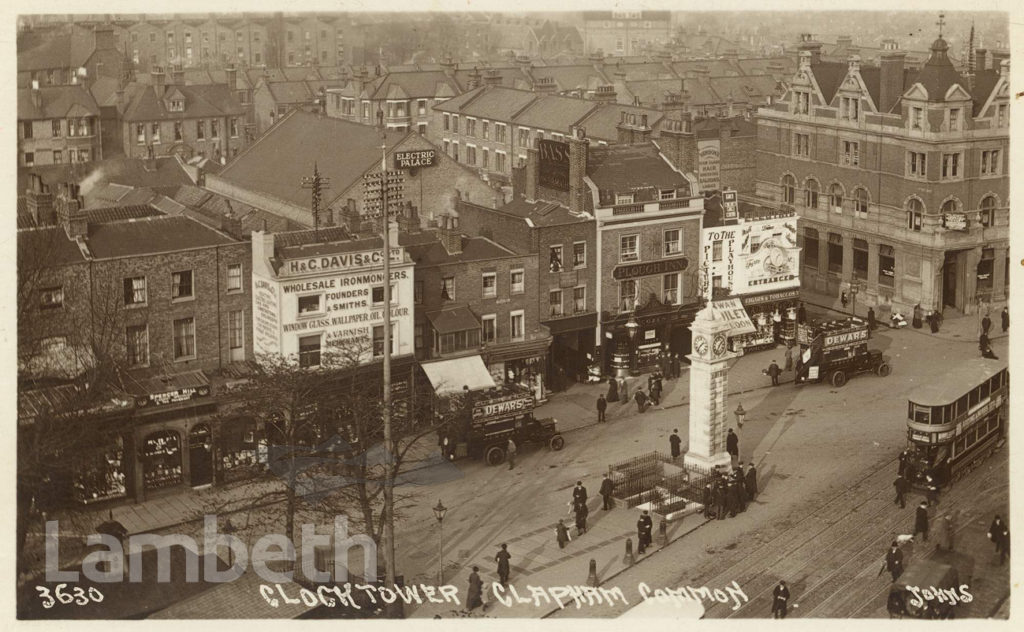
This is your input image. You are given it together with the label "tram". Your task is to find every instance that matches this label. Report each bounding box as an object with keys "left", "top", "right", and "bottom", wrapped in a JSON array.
[{"left": 904, "top": 356, "right": 1008, "bottom": 489}]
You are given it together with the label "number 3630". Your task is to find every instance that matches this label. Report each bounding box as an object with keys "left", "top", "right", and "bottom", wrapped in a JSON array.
[{"left": 35, "top": 584, "right": 104, "bottom": 608}]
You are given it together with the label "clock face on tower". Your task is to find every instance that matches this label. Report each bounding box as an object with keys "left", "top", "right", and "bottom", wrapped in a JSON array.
[
  {"left": 693, "top": 335, "right": 709, "bottom": 357},
  {"left": 712, "top": 333, "right": 727, "bottom": 357}
]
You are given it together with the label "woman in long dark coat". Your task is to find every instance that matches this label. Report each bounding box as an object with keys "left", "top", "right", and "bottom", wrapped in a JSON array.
[
  {"left": 555, "top": 519, "right": 570, "bottom": 548},
  {"left": 607, "top": 377, "right": 619, "bottom": 403},
  {"left": 574, "top": 501, "right": 588, "bottom": 535},
  {"left": 467, "top": 566, "right": 483, "bottom": 610}
]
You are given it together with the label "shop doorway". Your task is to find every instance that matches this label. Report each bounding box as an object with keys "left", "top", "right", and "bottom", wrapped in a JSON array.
[
  {"left": 943, "top": 251, "right": 959, "bottom": 309},
  {"left": 189, "top": 424, "right": 213, "bottom": 488}
]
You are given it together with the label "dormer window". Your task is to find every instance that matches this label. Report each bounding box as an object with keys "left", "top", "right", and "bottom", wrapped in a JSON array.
[
  {"left": 169, "top": 98, "right": 185, "bottom": 112},
  {"left": 841, "top": 96, "right": 859, "bottom": 122},
  {"left": 910, "top": 106, "right": 924, "bottom": 131},
  {"left": 948, "top": 108, "right": 961, "bottom": 131},
  {"left": 793, "top": 90, "right": 810, "bottom": 115}
]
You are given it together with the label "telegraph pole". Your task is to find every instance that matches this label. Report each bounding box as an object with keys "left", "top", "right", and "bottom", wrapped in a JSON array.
[
  {"left": 301, "top": 162, "right": 330, "bottom": 239},
  {"left": 377, "top": 110, "right": 398, "bottom": 614}
]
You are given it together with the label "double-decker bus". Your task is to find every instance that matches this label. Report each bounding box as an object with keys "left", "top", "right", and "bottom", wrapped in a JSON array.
[{"left": 904, "top": 357, "right": 1008, "bottom": 488}]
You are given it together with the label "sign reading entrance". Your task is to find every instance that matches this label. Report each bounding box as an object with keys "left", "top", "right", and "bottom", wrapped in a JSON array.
[
  {"left": 394, "top": 149, "right": 436, "bottom": 169},
  {"left": 538, "top": 139, "right": 570, "bottom": 191},
  {"left": 613, "top": 256, "right": 690, "bottom": 280},
  {"left": 709, "top": 298, "right": 757, "bottom": 334}
]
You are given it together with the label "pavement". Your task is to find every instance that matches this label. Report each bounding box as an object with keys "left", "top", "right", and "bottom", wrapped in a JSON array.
[{"left": 22, "top": 300, "right": 1009, "bottom": 619}]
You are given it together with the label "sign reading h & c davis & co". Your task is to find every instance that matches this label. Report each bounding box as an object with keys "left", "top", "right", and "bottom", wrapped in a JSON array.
[
  {"left": 613, "top": 256, "right": 690, "bottom": 280},
  {"left": 538, "top": 139, "right": 570, "bottom": 192},
  {"left": 394, "top": 149, "right": 436, "bottom": 169}
]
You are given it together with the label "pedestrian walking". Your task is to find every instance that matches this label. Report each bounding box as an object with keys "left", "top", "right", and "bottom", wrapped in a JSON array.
[
  {"left": 883, "top": 541, "right": 904, "bottom": 582},
  {"left": 702, "top": 483, "right": 713, "bottom": 518},
  {"left": 784, "top": 344, "right": 794, "bottom": 372},
  {"left": 555, "top": 519, "right": 571, "bottom": 549},
  {"left": 726, "top": 428, "right": 739, "bottom": 467},
  {"left": 898, "top": 449, "right": 909, "bottom": 477},
  {"left": 925, "top": 473, "right": 940, "bottom": 506},
  {"left": 574, "top": 500, "right": 589, "bottom": 535},
  {"left": 988, "top": 515, "right": 1010, "bottom": 565},
  {"left": 671, "top": 353, "right": 681, "bottom": 378},
  {"left": 637, "top": 510, "right": 653, "bottom": 553},
  {"left": 495, "top": 544, "right": 511, "bottom": 585},
  {"left": 647, "top": 374, "right": 654, "bottom": 393},
  {"left": 868, "top": 306, "right": 876, "bottom": 331},
  {"left": 650, "top": 377, "right": 662, "bottom": 406},
  {"left": 982, "top": 312, "right": 992, "bottom": 336},
  {"left": 669, "top": 429, "right": 682, "bottom": 459},
  {"left": 507, "top": 438, "right": 517, "bottom": 470},
  {"left": 771, "top": 581, "right": 790, "bottom": 619},
  {"left": 1001, "top": 306, "right": 1009, "bottom": 333},
  {"left": 936, "top": 512, "right": 955, "bottom": 552},
  {"left": 607, "top": 378, "right": 619, "bottom": 403},
  {"left": 633, "top": 388, "right": 649, "bottom": 413},
  {"left": 660, "top": 352, "right": 671, "bottom": 378},
  {"left": 766, "top": 360, "right": 781, "bottom": 386},
  {"left": 893, "top": 474, "right": 909, "bottom": 509},
  {"left": 600, "top": 474, "right": 615, "bottom": 510},
  {"left": 841, "top": 291, "right": 849, "bottom": 310},
  {"left": 734, "top": 470, "right": 748, "bottom": 512},
  {"left": 713, "top": 479, "right": 726, "bottom": 520},
  {"left": 912, "top": 304, "right": 923, "bottom": 329},
  {"left": 596, "top": 394, "right": 607, "bottom": 423},
  {"left": 745, "top": 462, "right": 758, "bottom": 501},
  {"left": 914, "top": 502, "right": 930, "bottom": 542},
  {"left": 572, "top": 481, "right": 588, "bottom": 506},
  {"left": 797, "top": 303, "right": 806, "bottom": 324},
  {"left": 726, "top": 479, "right": 739, "bottom": 518},
  {"left": 467, "top": 566, "right": 484, "bottom": 610}
]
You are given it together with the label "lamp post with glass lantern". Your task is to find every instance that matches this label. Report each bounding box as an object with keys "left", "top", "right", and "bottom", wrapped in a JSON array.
[
  {"left": 625, "top": 313, "right": 640, "bottom": 375},
  {"left": 433, "top": 499, "right": 448, "bottom": 585}
]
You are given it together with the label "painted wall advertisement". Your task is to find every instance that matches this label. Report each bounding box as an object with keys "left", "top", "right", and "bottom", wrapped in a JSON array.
[
  {"left": 253, "top": 276, "right": 281, "bottom": 356},
  {"left": 697, "top": 139, "right": 721, "bottom": 193},
  {"left": 538, "top": 139, "right": 570, "bottom": 192}
]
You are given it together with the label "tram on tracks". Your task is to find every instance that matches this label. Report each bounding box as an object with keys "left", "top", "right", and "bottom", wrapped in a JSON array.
[{"left": 904, "top": 356, "right": 1008, "bottom": 489}]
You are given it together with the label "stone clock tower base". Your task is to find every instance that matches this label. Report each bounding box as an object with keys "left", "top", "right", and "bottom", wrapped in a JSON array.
[{"left": 684, "top": 303, "right": 745, "bottom": 471}]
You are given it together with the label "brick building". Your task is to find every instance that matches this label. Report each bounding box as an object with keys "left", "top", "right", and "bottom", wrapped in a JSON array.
[
  {"left": 755, "top": 30, "right": 1010, "bottom": 316},
  {"left": 18, "top": 184, "right": 253, "bottom": 505},
  {"left": 18, "top": 83, "right": 103, "bottom": 168},
  {"left": 403, "top": 217, "right": 551, "bottom": 401},
  {"left": 120, "top": 66, "right": 247, "bottom": 162},
  {"left": 454, "top": 197, "right": 597, "bottom": 389},
  {"left": 581, "top": 10, "right": 672, "bottom": 57},
  {"left": 324, "top": 65, "right": 462, "bottom": 135}
]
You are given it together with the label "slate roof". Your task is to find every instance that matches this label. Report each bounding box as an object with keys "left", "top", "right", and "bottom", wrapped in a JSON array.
[
  {"left": 971, "top": 69, "right": 1001, "bottom": 116},
  {"left": 607, "top": 61, "right": 676, "bottom": 81},
  {"left": 122, "top": 82, "right": 244, "bottom": 121},
  {"left": 454, "top": 67, "right": 531, "bottom": 91},
  {"left": 277, "top": 233, "right": 383, "bottom": 260},
  {"left": 735, "top": 56, "right": 796, "bottom": 76},
  {"left": 17, "top": 23, "right": 96, "bottom": 71},
  {"left": 434, "top": 86, "right": 540, "bottom": 122},
  {"left": 85, "top": 215, "right": 236, "bottom": 258},
  {"left": 16, "top": 226, "right": 88, "bottom": 266},
  {"left": 513, "top": 94, "right": 596, "bottom": 130},
  {"left": 426, "top": 305, "right": 481, "bottom": 334},
  {"left": 625, "top": 78, "right": 719, "bottom": 107},
  {"left": 497, "top": 198, "right": 590, "bottom": 227},
  {"left": 913, "top": 37, "right": 967, "bottom": 102},
  {"left": 708, "top": 74, "right": 779, "bottom": 104},
  {"left": 577, "top": 104, "right": 664, "bottom": 142},
  {"left": 18, "top": 85, "right": 100, "bottom": 120},
  {"left": 267, "top": 80, "right": 313, "bottom": 104},
  {"left": 529, "top": 65, "right": 609, "bottom": 91},
  {"left": 219, "top": 110, "right": 402, "bottom": 208},
  {"left": 370, "top": 70, "right": 462, "bottom": 99},
  {"left": 172, "top": 185, "right": 303, "bottom": 235},
  {"left": 586, "top": 143, "right": 691, "bottom": 203},
  {"left": 80, "top": 204, "right": 164, "bottom": 223},
  {"left": 401, "top": 231, "right": 515, "bottom": 265}
]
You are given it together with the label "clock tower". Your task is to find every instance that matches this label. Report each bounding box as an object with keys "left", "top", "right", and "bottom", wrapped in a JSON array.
[{"left": 685, "top": 300, "right": 749, "bottom": 471}]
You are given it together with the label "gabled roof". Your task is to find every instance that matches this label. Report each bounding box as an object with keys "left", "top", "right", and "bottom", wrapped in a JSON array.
[
  {"left": 586, "top": 143, "right": 691, "bottom": 201},
  {"left": 370, "top": 70, "right": 462, "bottom": 100},
  {"left": 529, "top": 65, "right": 610, "bottom": 92},
  {"left": 122, "top": 82, "right": 244, "bottom": 121},
  {"left": 513, "top": 94, "right": 596, "bottom": 131},
  {"left": 401, "top": 231, "right": 515, "bottom": 266},
  {"left": 18, "top": 85, "right": 100, "bottom": 120},
  {"left": 577, "top": 104, "right": 664, "bottom": 143},
  {"left": 670, "top": 59, "right": 741, "bottom": 77},
  {"left": 608, "top": 61, "right": 676, "bottom": 81},
  {"left": 434, "top": 86, "right": 540, "bottom": 123},
  {"left": 454, "top": 67, "right": 531, "bottom": 91},
  {"left": 17, "top": 23, "right": 97, "bottom": 71},
  {"left": 16, "top": 226, "right": 89, "bottom": 266},
  {"left": 971, "top": 69, "right": 1001, "bottom": 116},
  {"left": 807, "top": 61, "right": 848, "bottom": 104},
  {"left": 912, "top": 37, "right": 968, "bottom": 103},
  {"left": 218, "top": 110, "right": 402, "bottom": 208},
  {"left": 707, "top": 74, "right": 779, "bottom": 104},
  {"left": 267, "top": 80, "right": 313, "bottom": 104},
  {"left": 497, "top": 198, "right": 590, "bottom": 227},
  {"left": 735, "top": 56, "right": 796, "bottom": 76}
]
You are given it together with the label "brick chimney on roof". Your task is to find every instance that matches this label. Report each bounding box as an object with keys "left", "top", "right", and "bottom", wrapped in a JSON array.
[
  {"left": 25, "top": 174, "right": 55, "bottom": 226},
  {"left": 56, "top": 183, "right": 87, "bottom": 239},
  {"left": 171, "top": 64, "right": 185, "bottom": 86},
  {"left": 567, "top": 127, "right": 589, "bottom": 216},
  {"left": 594, "top": 84, "right": 617, "bottom": 103},
  {"left": 879, "top": 50, "right": 906, "bottom": 114},
  {"left": 152, "top": 66, "right": 166, "bottom": 96},
  {"left": 437, "top": 213, "right": 463, "bottom": 255},
  {"left": 483, "top": 69, "right": 502, "bottom": 87}
]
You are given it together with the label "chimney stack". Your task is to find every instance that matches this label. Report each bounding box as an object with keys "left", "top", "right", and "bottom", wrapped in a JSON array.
[
  {"left": 991, "top": 51, "right": 1009, "bottom": 71},
  {"left": 94, "top": 24, "right": 116, "bottom": 51},
  {"left": 593, "top": 84, "right": 617, "bottom": 103},
  {"left": 658, "top": 114, "right": 696, "bottom": 173},
  {"left": 437, "top": 213, "right": 463, "bottom": 255},
  {"left": 25, "top": 175, "right": 56, "bottom": 226},
  {"left": 879, "top": 51, "right": 906, "bottom": 114},
  {"left": 975, "top": 49, "right": 988, "bottom": 71},
  {"left": 567, "top": 127, "right": 589, "bottom": 216},
  {"left": 523, "top": 147, "right": 539, "bottom": 202},
  {"left": 483, "top": 69, "right": 502, "bottom": 87},
  {"left": 56, "top": 183, "right": 87, "bottom": 239},
  {"left": 152, "top": 66, "right": 166, "bottom": 96},
  {"left": 534, "top": 76, "right": 556, "bottom": 94},
  {"left": 171, "top": 64, "right": 185, "bottom": 86}
]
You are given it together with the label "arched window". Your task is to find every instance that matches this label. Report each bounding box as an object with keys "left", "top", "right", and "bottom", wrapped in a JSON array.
[
  {"left": 804, "top": 178, "right": 820, "bottom": 209},
  {"left": 781, "top": 174, "right": 796, "bottom": 204},
  {"left": 853, "top": 187, "right": 869, "bottom": 217},
  {"left": 941, "top": 199, "right": 960, "bottom": 214},
  {"left": 906, "top": 198, "right": 924, "bottom": 232},
  {"left": 980, "top": 195, "right": 997, "bottom": 227},
  {"left": 829, "top": 183, "right": 844, "bottom": 213}
]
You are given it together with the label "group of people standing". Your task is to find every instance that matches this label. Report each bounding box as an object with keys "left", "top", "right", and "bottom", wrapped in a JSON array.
[
  {"left": 702, "top": 462, "right": 758, "bottom": 520},
  {"left": 978, "top": 307, "right": 1007, "bottom": 359},
  {"left": 602, "top": 363, "right": 680, "bottom": 419}
]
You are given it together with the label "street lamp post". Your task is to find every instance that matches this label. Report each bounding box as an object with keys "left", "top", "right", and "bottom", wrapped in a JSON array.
[
  {"left": 223, "top": 518, "right": 237, "bottom": 568},
  {"left": 433, "top": 499, "right": 448, "bottom": 585},
  {"left": 850, "top": 281, "right": 860, "bottom": 318},
  {"left": 625, "top": 313, "right": 640, "bottom": 375}
]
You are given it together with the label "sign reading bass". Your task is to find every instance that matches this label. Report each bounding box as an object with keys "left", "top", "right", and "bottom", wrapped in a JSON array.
[{"left": 538, "top": 139, "right": 570, "bottom": 192}]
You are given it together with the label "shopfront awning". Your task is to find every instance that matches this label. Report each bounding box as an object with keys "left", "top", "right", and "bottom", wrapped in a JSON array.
[
  {"left": 426, "top": 305, "right": 480, "bottom": 334},
  {"left": 421, "top": 355, "right": 496, "bottom": 395}
]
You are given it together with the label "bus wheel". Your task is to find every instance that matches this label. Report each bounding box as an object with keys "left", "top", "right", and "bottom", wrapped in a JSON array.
[
  {"left": 485, "top": 446, "right": 506, "bottom": 466},
  {"left": 549, "top": 435, "right": 565, "bottom": 451},
  {"left": 877, "top": 362, "right": 891, "bottom": 377},
  {"left": 830, "top": 370, "right": 848, "bottom": 387}
]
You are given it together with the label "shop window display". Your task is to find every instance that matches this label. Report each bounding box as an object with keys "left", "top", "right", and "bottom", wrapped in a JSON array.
[
  {"left": 220, "top": 420, "right": 262, "bottom": 482},
  {"left": 143, "top": 430, "right": 182, "bottom": 490},
  {"left": 74, "top": 437, "right": 127, "bottom": 503}
]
